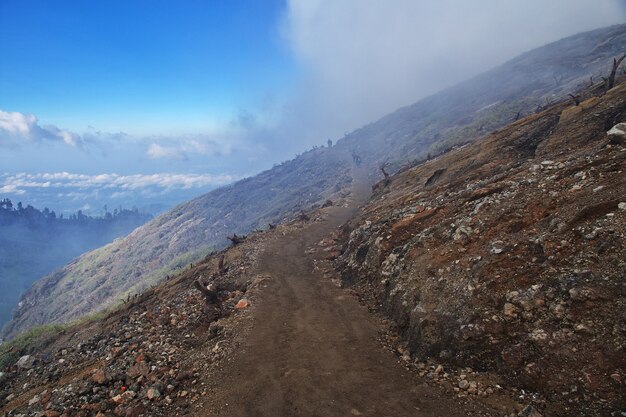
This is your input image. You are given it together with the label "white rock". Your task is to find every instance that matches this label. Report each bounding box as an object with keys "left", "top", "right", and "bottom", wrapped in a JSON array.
[
  {"left": 607, "top": 123, "right": 626, "bottom": 137},
  {"left": 16, "top": 355, "right": 35, "bottom": 369}
]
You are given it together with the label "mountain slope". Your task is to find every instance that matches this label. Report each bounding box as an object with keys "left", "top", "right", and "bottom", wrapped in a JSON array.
[
  {"left": 336, "top": 82, "right": 626, "bottom": 415},
  {"left": 1, "top": 83, "right": 624, "bottom": 417},
  {"left": 4, "top": 24, "right": 625, "bottom": 339},
  {"left": 2, "top": 149, "right": 351, "bottom": 339},
  {"left": 337, "top": 24, "right": 626, "bottom": 172}
]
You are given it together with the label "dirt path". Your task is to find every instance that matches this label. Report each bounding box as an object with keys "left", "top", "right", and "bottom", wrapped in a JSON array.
[{"left": 203, "top": 173, "right": 496, "bottom": 417}]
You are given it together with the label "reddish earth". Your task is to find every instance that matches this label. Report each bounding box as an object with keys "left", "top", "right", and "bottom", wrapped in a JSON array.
[{"left": 199, "top": 175, "right": 501, "bottom": 416}]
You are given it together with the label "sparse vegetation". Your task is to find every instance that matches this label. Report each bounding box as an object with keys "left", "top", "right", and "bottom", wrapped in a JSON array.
[{"left": 0, "top": 323, "right": 65, "bottom": 370}]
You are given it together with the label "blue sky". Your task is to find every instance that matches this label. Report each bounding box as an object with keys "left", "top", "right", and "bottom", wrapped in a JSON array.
[
  {"left": 0, "top": 0, "right": 294, "bottom": 134},
  {"left": 0, "top": 0, "right": 624, "bottom": 215}
]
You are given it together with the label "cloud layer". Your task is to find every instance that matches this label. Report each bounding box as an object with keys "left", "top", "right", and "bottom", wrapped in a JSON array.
[{"left": 1, "top": 172, "right": 236, "bottom": 195}]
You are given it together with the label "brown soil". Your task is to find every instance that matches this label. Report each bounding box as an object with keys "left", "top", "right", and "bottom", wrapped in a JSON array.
[{"left": 198, "top": 173, "right": 499, "bottom": 417}]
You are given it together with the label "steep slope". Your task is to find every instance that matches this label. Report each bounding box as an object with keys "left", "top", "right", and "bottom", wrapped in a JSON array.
[
  {"left": 5, "top": 24, "right": 625, "bottom": 339},
  {"left": 2, "top": 149, "right": 352, "bottom": 339},
  {"left": 336, "top": 83, "right": 626, "bottom": 415},
  {"left": 2, "top": 89, "right": 624, "bottom": 416},
  {"left": 0, "top": 174, "right": 510, "bottom": 417}
]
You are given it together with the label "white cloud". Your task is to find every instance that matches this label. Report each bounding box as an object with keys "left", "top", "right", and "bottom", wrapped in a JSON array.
[
  {"left": 0, "top": 184, "right": 25, "bottom": 195},
  {"left": 0, "top": 111, "right": 36, "bottom": 135},
  {"left": 277, "top": 0, "right": 626, "bottom": 146},
  {"left": 147, "top": 144, "right": 185, "bottom": 160},
  {"left": 0, "top": 110, "right": 83, "bottom": 147},
  {"left": 146, "top": 137, "right": 235, "bottom": 160}
]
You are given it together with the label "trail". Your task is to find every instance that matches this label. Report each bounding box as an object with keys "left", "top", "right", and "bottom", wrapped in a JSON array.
[{"left": 204, "top": 169, "right": 495, "bottom": 417}]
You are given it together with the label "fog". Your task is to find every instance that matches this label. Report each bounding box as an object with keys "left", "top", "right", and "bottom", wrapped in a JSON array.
[{"left": 267, "top": 0, "right": 625, "bottom": 153}]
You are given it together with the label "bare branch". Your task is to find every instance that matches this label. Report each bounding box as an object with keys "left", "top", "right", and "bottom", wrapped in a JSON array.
[
  {"left": 194, "top": 279, "right": 219, "bottom": 304},
  {"left": 608, "top": 54, "right": 626, "bottom": 90},
  {"left": 218, "top": 254, "right": 228, "bottom": 275},
  {"left": 226, "top": 234, "right": 246, "bottom": 245}
]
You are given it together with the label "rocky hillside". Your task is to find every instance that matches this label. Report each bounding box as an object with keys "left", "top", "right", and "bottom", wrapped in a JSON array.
[
  {"left": 1, "top": 87, "right": 624, "bottom": 416},
  {"left": 5, "top": 24, "right": 625, "bottom": 340},
  {"left": 336, "top": 83, "right": 626, "bottom": 415},
  {"left": 2, "top": 148, "right": 352, "bottom": 340}
]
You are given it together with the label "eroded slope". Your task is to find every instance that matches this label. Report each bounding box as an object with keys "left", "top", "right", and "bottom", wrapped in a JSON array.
[{"left": 337, "top": 84, "right": 626, "bottom": 416}]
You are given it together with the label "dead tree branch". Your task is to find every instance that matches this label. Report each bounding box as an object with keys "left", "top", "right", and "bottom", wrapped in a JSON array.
[
  {"left": 380, "top": 162, "right": 391, "bottom": 187},
  {"left": 194, "top": 279, "right": 219, "bottom": 305},
  {"left": 218, "top": 254, "right": 228, "bottom": 275},
  {"left": 226, "top": 234, "right": 246, "bottom": 245},
  {"left": 608, "top": 54, "right": 626, "bottom": 90},
  {"left": 568, "top": 94, "right": 581, "bottom": 106}
]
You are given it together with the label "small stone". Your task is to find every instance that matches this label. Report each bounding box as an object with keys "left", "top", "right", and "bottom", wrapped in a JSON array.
[
  {"left": 147, "top": 387, "right": 161, "bottom": 400},
  {"left": 491, "top": 246, "right": 504, "bottom": 254},
  {"left": 530, "top": 329, "right": 549, "bottom": 342},
  {"left": 235, "top": 299, "right": 251, "bottom": 309},
  {"left": 592, "top": 186, "right": 604, "bottom": 193},
  {"left": 28, "top": 394, "right": 40, "bottom": 406},
  {"left": 209, "top": 322, "right": 223, "bottom": 336},
  {"left": 435, "top": 365, "right": 443, "bottom": 374},
  {"left": 126, "top": 363, "right": 150, "bottom": 378},
  {"left": 458, "top": 380, "right": 469, "bottom": 390},
  {"left": 91, "top": 369, "right": 107, "bottom": 384},
  {"left": 125, "top": 405, "right": 147, "bottom": 417},
  {"left": 518, "top": 405, "right": 543, "bottom": 417},
  {"left": 618, "top": 202, "right": 626, "bottom": 211},
  {"left": 16, "top": 355, "right": 35, "bottom": 369},
  {"left": 503, "top": 303, "right": 519, "bottom": 318},
  {"left": 607, "top": 123, "right": 626, "bottom": 144}
]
